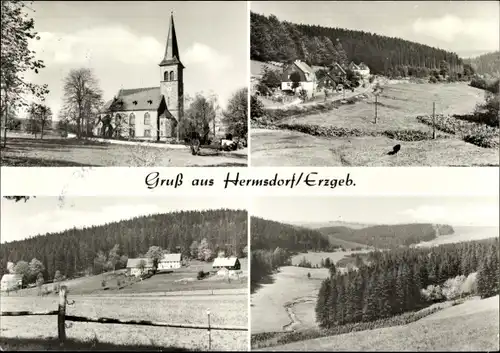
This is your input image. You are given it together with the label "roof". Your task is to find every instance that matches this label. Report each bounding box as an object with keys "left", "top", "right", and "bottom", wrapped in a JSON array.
[
  {"left": 159, "top": 13, "right": 184, "bottom": 68},
  {"left": 212, "top": 257, "right": 239, "bottom": 267},
  {"left": 101, "top": 87, "right": 171, "bottom": 113},
  {"left": 329, "top": 62, "right": 346, "bottom": 75},
  {"left": 161, "top": 253, "right": 182, "bottom": 262},
  {"left": 293, "top": 60, "right": 315, "bottom": 77},
  {"left": 358, "top": 62, "right": 369, "bottom": 70},
  {"left": 1, "top": 274, "right": 22, "bottom": 282},
  {"left": 126, "top": 258, "right": 153, "bottom": 268}
]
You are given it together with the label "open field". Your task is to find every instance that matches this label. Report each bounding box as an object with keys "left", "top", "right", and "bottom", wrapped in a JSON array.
[
  {"left": 0, "top": 291, "right": 248, "bottom": 351},
  {"left": 416, "top": 226, "right": 499, "bottom": 247},
  {"left": 251, "top": 128, "right": 499, "bottom": 166},
  {"left": 251, "top": 83, "right": 499, "bottom": 167},
  {"left": 258, "top": 295, "right": 499, "bottom": 351},
  {"left": 291, "top": 250, "right": 369, "bottom": 267},
  {"left": 251, "top": 266, "right": 329, "bottom": 334},
  {"left": 0, "top": 136, "right": 247, "bottom": 167},
  {"left": 6, "top": 259, "right": 248, "bottom": 297}
]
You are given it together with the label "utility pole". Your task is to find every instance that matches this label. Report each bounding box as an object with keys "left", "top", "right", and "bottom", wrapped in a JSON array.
[
  {"left": 432, "top": 101, "right": 436, "bottom": 139},
  {"left": 375, "top": 95, "right": 378, "bottom": 124}
]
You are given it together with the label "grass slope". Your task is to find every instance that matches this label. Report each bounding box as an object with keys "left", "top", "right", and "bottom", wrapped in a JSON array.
[{"left": 258, "top": 296, "right": 499, "bottom": 351}]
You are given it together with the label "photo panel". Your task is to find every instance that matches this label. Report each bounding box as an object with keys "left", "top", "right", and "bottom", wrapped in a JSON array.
[
  {"left": 1, "top": 1, "right": 249, "bottom": 167},
  {"left": 0, "top": 196, "right": 249, "bottom": 351},
  {"left": 250, "top": 195, "right": 499, "bottom": 350},
  {"left": 249, "top": 1, "right": 499, "bottom": 167}
]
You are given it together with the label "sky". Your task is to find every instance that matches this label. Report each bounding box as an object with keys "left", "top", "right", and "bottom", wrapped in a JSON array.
[
  {"left": 1, "top": 196, "right": 248, "bottom": 244},
  {"left": 251, "top": 196, "right": 499, "bottom": 227},
  {"left": 23, "top": 1, "right": 248, "bottom": 119},
  {"left": 251, "top": 1, "right": 500, "bottom": 58}
]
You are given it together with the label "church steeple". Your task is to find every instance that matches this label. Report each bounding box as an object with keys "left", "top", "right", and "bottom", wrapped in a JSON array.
[{"left": 160, "top": 12, "right": 183, "bottom": 68}]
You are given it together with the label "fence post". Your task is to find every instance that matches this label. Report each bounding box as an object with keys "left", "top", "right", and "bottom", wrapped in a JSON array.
[
  {"left": 207, "top": 308, "right": 211, "bottom": 351},
  {"left": 58, "top": 285, "right": 67, "bottom": 346},
  {"left": 432, "top": 102, "right": 436, "bottom": 139}
]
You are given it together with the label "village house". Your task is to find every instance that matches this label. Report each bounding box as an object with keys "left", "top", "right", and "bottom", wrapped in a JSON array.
[
  {"left": 157, "top": 253, "right": 182, "bottom": 270},
  {"left": 212, "top": 256, "right": 241, "bottom": 276},
  {"left": 126, "top": 258, "right": 154, "bottom": 277},
  {"left": 1, "top": 274, "right": 23, "bottom": 291},
  {"left": 281, "top": 60, "right": 317, "bottom": 97},
  {"left": 93, "top": 13, "right": 184, "bottom": 141},
  {"left": 348, "top": 61, "right": 370, "bottom": 77},
  {"left": 317, "top": 62, "right": 347, "bottom": 89}
]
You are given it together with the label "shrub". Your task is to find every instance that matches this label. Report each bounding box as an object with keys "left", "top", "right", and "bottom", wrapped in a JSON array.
[{"left": 197, "top": 270, "right": 209, "bottom": 280}]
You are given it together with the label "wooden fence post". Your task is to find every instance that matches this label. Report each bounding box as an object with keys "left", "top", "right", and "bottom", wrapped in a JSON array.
[
  {"left": 375, "top": 95, "right": 378, "bottom": 124},
  {"left": 432, "top": 102, "right": 436, "bottom": 139},
  {"left": 58, "top": 285, "right": 67, "bottom": 346},
  {"left": 207, "top": 308, "right": 211, "bottom": 351}
]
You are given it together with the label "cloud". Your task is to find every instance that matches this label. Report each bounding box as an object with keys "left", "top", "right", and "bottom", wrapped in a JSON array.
[
  {"left": 412, "top": 14, "right": 499, "bottom": 51},
  {"left": 400, "top": 204, "right": 499, "bottom": 227},
  {"left": 182, "top": 42, "right": 233, "bottom": 72},
  {"left": 30, "top": 26, "right": 164, "bottom": 66}
]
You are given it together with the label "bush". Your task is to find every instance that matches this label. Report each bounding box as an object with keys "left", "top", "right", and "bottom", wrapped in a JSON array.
[
  {"left": 197, "top": 270, "right": 209, "bottom": 280},
  {"left": 429, "top": 76, "right": 438, "bottom": 84}
]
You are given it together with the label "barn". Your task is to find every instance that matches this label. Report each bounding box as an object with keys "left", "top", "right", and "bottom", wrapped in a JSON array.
[
  {"left": 126, "top": 258, "right": 154, "bottom": 277},
  {"left": 1, "top": 274, "right": 23, "bottom": 291},
  {"left": 157, "top": 253, "right": 182, "bottom": 270}
]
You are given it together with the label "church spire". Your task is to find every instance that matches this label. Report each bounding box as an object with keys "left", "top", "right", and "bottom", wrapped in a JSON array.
[{"left": 160, "top": 12, "right": 183, "bottom": 67}]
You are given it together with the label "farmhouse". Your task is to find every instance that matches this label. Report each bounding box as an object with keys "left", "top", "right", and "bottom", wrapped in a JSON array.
[
  {"left": 93, "top": 13, "right": 184, "bottom": 141},
  {"left": 318, "top": 62, "right": 347, "bottom": 89},
  {"left": 126, "top": 258, "right": 154, "bottom": 277},
  {"left": 348, "top": 61, "right": 370, "bottom": 77},
  {"left": 212, "top": 256, "right": 241, "bottom": 275},
  {"left": 281, "top": 60, "right": 317, "bottom": 97},
  {"left": 1, "top": 274, "right": 22, "bottom": 291},
  {"left": 157, "top": 253, "right": 182, "bottom": 270}
]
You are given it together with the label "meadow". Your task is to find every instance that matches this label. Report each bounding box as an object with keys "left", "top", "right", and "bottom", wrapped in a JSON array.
[
  {"left": 251, "top": 83, "right": 499, "bottom": 167},
  {"left": 0, "top": 135, "right": 247, "bottom": 167},
  {"left": 257, "top": 295, "right": 499, "bottom": 351}
]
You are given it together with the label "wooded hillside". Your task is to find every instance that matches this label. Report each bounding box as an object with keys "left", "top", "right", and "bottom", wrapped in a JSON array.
[
  {"left": 465, "top": 51, "right": 500, "bottom": 76},
  {"left": 0, "top": 209, "right": 247, "bottom": 281},
  {"left": 317, "top": 224, "right": 455, "bottom": 249},
  {"left": 251, "top": 12, "right": 464, "bottom": 77}
]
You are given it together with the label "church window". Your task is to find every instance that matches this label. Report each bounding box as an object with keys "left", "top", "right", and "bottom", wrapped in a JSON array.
[
  {"left": 129, "top": 113, "right": 135, "bottom": 125},
  {"left": 144, "top": 129, "right": 151, "bottom": 137},
  {"left": 164, "top": 71, "right": 169, "bottom": 81},
  {"left": 144, "top": 112, "right": 150, "bottom": 125},
  {"left": 170, "top": 71, "right": 175, "bottom": 81}
]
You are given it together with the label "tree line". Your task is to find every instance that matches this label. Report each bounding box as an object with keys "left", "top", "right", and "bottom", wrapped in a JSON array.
[
  {"left": 315, "top": 237, "right": 499, "bottom": 328},
  {"left": 0, "top": 209, "right": 248, "bottom": 282},
  {"left": 251, "top": 12, "right": 465, "bottom": 78}
]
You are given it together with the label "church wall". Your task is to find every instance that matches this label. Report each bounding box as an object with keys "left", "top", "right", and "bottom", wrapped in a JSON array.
[{"left": 107, "top": 110, "right": 161, "bottom": 140}]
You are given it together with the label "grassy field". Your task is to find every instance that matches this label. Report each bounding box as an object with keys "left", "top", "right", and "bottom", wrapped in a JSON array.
[
  {"left": 258, "top": 295, "right": 499, "bottom": 351},
  {"left": 0, "top": 136, "right": 247, "bottom": 167},
  {"left": 251, "top": 266, "right": 329, "bottom": 334},
  {"left": 0, "top": 292, "right": 247, "bottom": 351},
  {"left": 251, "top": 83, "right": 499, "bottom": 167},
  {"left": 251, "top": 128, "right": 500, "bottom": 166}
]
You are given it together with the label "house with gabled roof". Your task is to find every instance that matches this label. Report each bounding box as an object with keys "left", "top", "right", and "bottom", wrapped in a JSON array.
[
  {"left": 93, "top": 13, "right": 184, "bottom": 141},
  {"left": 126, "top": 258, "right": 154, "bottom": 277},
  {"left": 317, "top": 62, "right": 347, "bottom": 89},
  {"left": 157, "top": 253, "right": 183, "bottom": 270},
  {"left": 212, "top": 256, "right": 241, "bottom": 275},
  {"left": 281, "top": 60, "right": 317, "bottom": 97},
  {"left": 348, "top": 61, "right": 370, "bottom": 77}
]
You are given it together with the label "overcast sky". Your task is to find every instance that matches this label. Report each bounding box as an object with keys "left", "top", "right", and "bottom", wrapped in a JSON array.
[
  {"left": 252, "top": 1, "right": 499, "bottom": 58},
  {"left": 1, "top": 196, "right": 247, "bottom": 243},
  {"left": 24, "top": 1, "right": 247, "bottom": 119},
  {"left": 251, "top": 196, "right": 499, "bottom": 227}
]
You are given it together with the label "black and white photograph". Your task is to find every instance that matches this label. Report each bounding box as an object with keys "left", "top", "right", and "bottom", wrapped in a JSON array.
[
  {"left": 1, "top": 1, "right": 248, "bottom": 167},
  {"left": 0, "top": 196, "right": 248, "bottom": 351},
  {"left": 250, "top": 1, "right": 499, "bottom": 167},
  {"left": 250, "top": 196, "right": 499, "bottom": 351}
]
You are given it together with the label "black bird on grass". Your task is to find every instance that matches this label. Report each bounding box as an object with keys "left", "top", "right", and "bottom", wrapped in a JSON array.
[{"left": 387, "top": 144, "right": 401, "bottom": 155}]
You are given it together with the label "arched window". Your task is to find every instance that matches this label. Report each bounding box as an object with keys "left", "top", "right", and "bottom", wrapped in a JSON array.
[
  {"left": 144, "top": 112, "right": 150, "bottom": 125},
  {"left": 164, "top": 71, "right": 169, "bottom": 81},
  {"left": 170, "top": 71, "right": 174, "bottom": 81},
  {"left": 129, "top": 113, "right": 135, "bottom": 125}
]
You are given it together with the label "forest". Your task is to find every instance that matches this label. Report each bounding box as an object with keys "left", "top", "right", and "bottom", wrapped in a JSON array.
[
  {"left": 465, "top": 51, "right": 500, "bottom": 77},
  {"left": 251, "top": 12, "right": 465, "bottom": 78},
  {"left": 0, "top": 209, "right": 247, "bottom": 281},
  {"left": 317, "top": 223, "right": 455, "bottom": 249},
  {"left": 315, "top": 237, "right": 499, "bottom": 328}
]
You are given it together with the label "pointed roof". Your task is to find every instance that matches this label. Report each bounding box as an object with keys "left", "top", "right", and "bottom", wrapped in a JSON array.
[{"left": 159, "top": 12, "right": 184, "bottom": 68}]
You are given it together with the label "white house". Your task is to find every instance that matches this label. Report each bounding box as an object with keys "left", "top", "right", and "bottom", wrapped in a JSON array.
[
  {"left": 1, "top": 274, "right": 22, "bottom": 291},
  {"left": 126, "top": 258, "right": 154, "bottom": 277},
  {"left": 348, "top": 61, "right": 370, "bottom": 77},
  {"left": 212, "top": 256, "right": 241, "bottom": 276},
  {"left": 281, "top": 60, "right": 317, "bottom": 97},
  {"left": 157, "top": 253, "right": 182, "bottom": 270}
]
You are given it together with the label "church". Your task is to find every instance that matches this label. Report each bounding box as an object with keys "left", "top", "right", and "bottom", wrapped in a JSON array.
[{"left": 93, "top": 13, "right": 184, "bottom": 141}]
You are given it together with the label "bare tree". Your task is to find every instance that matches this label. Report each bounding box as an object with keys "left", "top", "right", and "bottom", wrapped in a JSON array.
[
  {"left": 26, "top": 103, "right": 52, "bottom": 139},
  {"left": 62, "top": 68, "right": 103, "bottom": 139}
]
